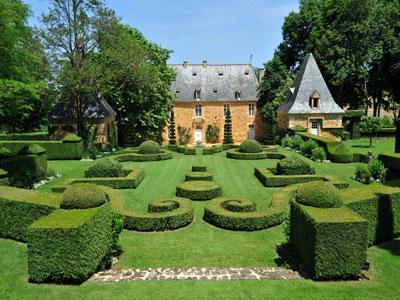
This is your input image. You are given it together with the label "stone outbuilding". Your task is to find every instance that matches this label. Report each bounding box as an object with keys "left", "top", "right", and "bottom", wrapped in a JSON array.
[
  {"left": 277, "top": 53, "right": 344, "bottom": 138},
  {"left": 48, "top": 95, "right": 117, "bottom": 145},
  {"left": 168, "top": 61, "right": 266, "bottom": 144}
]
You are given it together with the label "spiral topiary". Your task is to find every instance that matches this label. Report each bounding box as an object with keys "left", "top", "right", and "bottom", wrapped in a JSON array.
[
  {"left": 138, "top": 140, "right": 161, "bottom": 154},
  {"left": 60, "top": 184, "right": 107, "bottom": 209},
  {"left": 296, "top": 181, "right": 343, "bottom": 208},
  {"left": 84, "top": 158, "right": 125, "bottom": 178},
  {"left": 239, "top": 139, "right": 262, "bottom": 153}
]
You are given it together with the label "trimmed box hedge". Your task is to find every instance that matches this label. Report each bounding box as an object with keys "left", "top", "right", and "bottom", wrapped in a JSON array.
[
  {"left": 276, "top": 156, "right": 315, "bottom": 175},
  {"left": 185, "top": 172, "right": 213, "bottom": 181},
  {"left": 212, "top": 145, "right": 223, "bottom": 153},
  {"left": 52, "top": 169, "right": 145, "bottom": 192},
  {"left": 122, "top": 198, "right": 194, "bottom": 231},
  {"left": 27, "top": 204, "right": 113, "bottom": 283},
  {"left": 226, "top": 149, "right": 268, "bottom": 160},
  {"left": 192, "top": 165, "right": 207, "bottom": 172},
  {"left": 113, "top": 150, "right": 172, "bottom": 162},
  {"left": 203, "top": 147, "right": 215, "bottom": 155},
  {"left": 0, "top": 168, "right": 9, "bottom": 186},
  {"left": 204, "top": 190, "right": 295, "bottom": 231},
  {"left": 0, "top": 186, "right": 60, "bottom": 241},
  {"left": 290, "top": 201, "right": 368, "bottom": 279},
  {"left": 343, "top": 188, "right": 400, "bottom": 245},
  {"left": 0, "top": 132, "right": 49, "bottom": 141},
  {"left": 176, "top": 181, "right": 222, "bottom": 200},
  {"left": 378, "top": 153, "right": 400, "bottom": 172},
  {"left": 254, "top": 168, "right": 349, "bottom": 188},
  {"left": 184, "top": 147, "right": 196, "bottom": 155},
  {"left": 0, "top": 139, "right": 83, "bottom": 160}
]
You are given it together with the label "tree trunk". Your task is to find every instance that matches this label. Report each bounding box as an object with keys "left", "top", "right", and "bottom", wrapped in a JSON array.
[{"left": 395, "top": 117, "right": 400, "bottom": 153}]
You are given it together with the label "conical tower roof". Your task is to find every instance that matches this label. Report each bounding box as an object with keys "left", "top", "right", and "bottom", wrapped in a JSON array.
[{"left": 277, "top": 53, "right": 344, "bottom": 114}]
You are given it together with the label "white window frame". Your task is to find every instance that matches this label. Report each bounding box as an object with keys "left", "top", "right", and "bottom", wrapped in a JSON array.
[
  {"left": 195, "top": 104, "right": 202, "bottom": 117},
  {"left": 248, "top": 104, "right": 255, "bottom": 116}
]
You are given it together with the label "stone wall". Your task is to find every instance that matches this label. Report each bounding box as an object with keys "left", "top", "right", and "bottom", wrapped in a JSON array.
[{"left": 165, "top": 101, "right": 266, "bottom": 144}]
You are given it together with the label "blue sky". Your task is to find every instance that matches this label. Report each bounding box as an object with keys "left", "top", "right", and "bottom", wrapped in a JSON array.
[{"left": 26, "top": 0, "right": 299, "bottom": 67}]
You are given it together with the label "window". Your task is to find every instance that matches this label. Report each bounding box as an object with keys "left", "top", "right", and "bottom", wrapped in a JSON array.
[
  {"left": 235, "top": 90, "right": 241, "bottom": 100},
  {"left": 194, "top": 89, "right": 201, "bottom": 100},
  {"left": 193, "top": 72, "right": 197, "bottom": 76},
  {"left": 218, "top": 72, "right": 223, "bottom": 77},
  {"left": 176, "top": 90, "right": 180, "bottom": 94},
  {"left": 248, "top": 104, "right": 255, "bottom": 116},
  {"left": 224, "top": 104, "right": 230, "bottom": 116},
  {"left": 195, "top": 104, "right": 202, "bottom": 117},
  {"left": 245, "top": 70, "right": 250, "bottom": 75},
  {"left": 213, "top": 88, "right": 218, "bottom": 93},
  {"left": 309, "top": 91, "right": 320, "bottom": 109}
]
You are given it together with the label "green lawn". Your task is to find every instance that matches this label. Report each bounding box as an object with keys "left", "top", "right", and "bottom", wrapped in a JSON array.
[
  {"left": 344, "top": 137, "right": 395, "bottom": 156},
  {"left": 1, "top": 146, "right": 399, "bottom": 299}
]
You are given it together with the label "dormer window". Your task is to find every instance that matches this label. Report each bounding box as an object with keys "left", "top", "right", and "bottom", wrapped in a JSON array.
[
  {"left": 309, "top": 90, "right": 320, "bottom": 109},
  {"left": 235, "top": 90, "right": 241, "bottom": 100},
  {"left": 218, "top": 72, "right": 223, "bottom": 77},
  {"left": 213, "top": 88, "right": 218, "bottom": 93},
  {"left": 193, "top": 72, "right": 197, "bottom": 76},
  {"left": 194, "top": 89, "right": 201, "bottom": 100},
  {"left": 245, "top": 70, "right": 250, "bottom": 75},
  {"left": 176, "top": 90, "right": 180, "bottom": 94}
]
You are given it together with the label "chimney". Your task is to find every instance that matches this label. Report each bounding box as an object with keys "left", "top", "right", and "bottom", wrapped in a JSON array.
[
  {"left": 183, "top": 60, "right": 188, "bottom": 68},
  {"left": 202, "top": 60, "right": 208, "bottom": 68},
  {"left": 257, "top": 68, "right": 265, "bottom": 82}
]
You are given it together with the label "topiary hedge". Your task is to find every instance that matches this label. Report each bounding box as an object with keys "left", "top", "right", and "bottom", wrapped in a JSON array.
[
  {"left": 226, "top": 149, "right": 268, "bottom": 160},
  {"left": 0, "top": 168, "right": 9, "bottom": 186},
  {"left": 343, "top": 188, "right": 400, "bottom": 245},
  {"left": 0, "top": 186, "right": 59, "bottom": 241},
  {"left": 326, "top": 143, "right": 353, "bottom": 163},
  {"left": 185, "top": 172, "right": 213, "bottom": 181},
  {"left": 239, "top": 139, "right": 262, "bottom": 153},
  {"left": 122, "top": 198, "right": 194, "bottom": 231},
  {"left": 296, "top": 182, "right": 343, "bottom": 208},
  {"left": 254, "top": 168, "right": 349, "bottom": 188},
  {"left": 192, "top": 165, "right": 207, "bottom": 172},
  {"left": 27, "top": 204, "right": 113, "bottom": 283},
  {"left": 203, "top": 147, "right": 215, "bottom": 155},
  {"left": 60, "top": 184, "right": 107, "bottom": 209},
  {"left": 276, "top": 156, "right": 314, "bottom": 175},
  {"left": 203, "top": 192, "right": 293, "bottom": 231},
  {"left": 289, "top": 201, "right": 368, "bottom": 279},
  {"left": 378, "top": 153, "right": 400, "bottom": 172},
  {"left": 114, "top": 150, "right": 172, "bottom": 162},
  {"left": 138, "top": 140, "right": 161, "bottom": 154},
  {"left": 52, "top": 169, "right": 144, "bottom": 191},
  {"left": 176, "top": 181, "right": 222, "bottom": 200},
  {"left": 184, "top": 147, "right": 196, "bottom": 155},
  {"left": 85, "top": 158, "right": 125, "bottom": 178}
]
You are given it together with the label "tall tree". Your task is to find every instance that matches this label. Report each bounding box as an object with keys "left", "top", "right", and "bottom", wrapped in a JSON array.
[{"left": 40, "top": 0, "right": 111, "bottom": 137}]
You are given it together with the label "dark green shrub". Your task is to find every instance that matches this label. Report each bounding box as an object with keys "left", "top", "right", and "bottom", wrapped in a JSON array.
[
  {"left": 281, "top": 136, "right": 293, "bottom": 148},
  {"left": 368, "top": 159, "right": 387, "bottom": 182},
  {"left": 123, "top": 197, "right": 194, "bottom": 231},
  {"left": 0, "top": 186, "right": 59, "bottom": 241},
  {"left": 239, "top": 139, "right": 262, "bottom": 153},
  {"left": 177, "top": 145, "right": 186, "bottom": 153},
  {"left": 27, "top": 204, "right": 113, "bottom": 283},
  {"left": 185, "top": 172, "right": 213, "bottom": 181},
  {"left": 184, "top": 147, "right": 196, "bottom": 155},
  {"left": 292, "top": 135, "right": 304, "bottom": 150},
  {"left": 114, "top": 150, "right": 172, "bottom": 162},
  {"left": 300, "top": 139, "right": 318, "bottom": 156},
  {"left": 227, "top": 149, "right": 268, "bottom": 160},
  {"left": 138, "top": 140, "right": 161, "bottom": 154},
  {"left": 212, "top": 145, "right": 223, "bottom": 152},
  {"left": 60, "top": 184, "right": 107, "bottom": 209},
  {"left": 18, "top": 144, "right": 46, "bottom": 155},
  {"left": 327, "top": 143, "right": 353, "bottom": 163},
  {"left": 0, "top": 147, "right": 12, "bottom": 158},
  {"left": 192, "top": 165, "right": 207, "bottom": 172},
  {"left": 355, "top": 164, "right": 371, "bottom": 184},
  {"left": 203, "top": 147, "right": 215, "bottom": 155},
  {"left": 85, "top": 158, "right": 125, "bottom": 178},
  {"left": 290, "top": 201, "right": 368, "bottom": 279},
  {"left": 296, "top": 181, "right": 343, "bottom": 208},
  {"left": 176, "top": 181, "right": 222, "bottom": 200},
  {"left": 378, "top": 153, "right": 400, "bottom": 172},
  {"left": 276, "top": 156, "right": 314, "bottom": 175},
  {"left": 312, "top": 147, "right": 326, "bottom": 161},
  {"left": 290, "top": 125, "right": 307, "bottom": 132},
  {"left": 0, "top": 168, "right": 8, "bottom": 186}
]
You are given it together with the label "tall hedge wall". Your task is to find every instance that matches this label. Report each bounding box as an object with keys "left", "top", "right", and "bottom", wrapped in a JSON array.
[
  {"left": 0, "top": 186, "right": 59, "bottom": 241},
  {"left": 290, "top": 201, "right": 368, "bottom": 279},
  {"left": 0, "top": 152, "right": 47, "bottom": 183},
  {"left": 0, "top": 140, "right": 84, "bottom": 160},
  {"left": 27, "top": 204, "right": 113, "bottom": 283}
]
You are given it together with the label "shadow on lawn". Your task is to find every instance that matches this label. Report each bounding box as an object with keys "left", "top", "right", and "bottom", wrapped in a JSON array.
[{"left": 377, "top": 239, "right": 400, "bottom": 257}]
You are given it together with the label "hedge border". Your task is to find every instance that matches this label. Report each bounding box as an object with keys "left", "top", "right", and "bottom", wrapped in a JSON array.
[
  {"left": 254, "top": 168, "right": 349, "bottom": 188},
  {"left": 185, "top": 172, "right": 213, "bottom": 181},
  {"left": 51, "top": 169, "right": 145, "bottom": 192},
  {"left": 176, "top": 181, "right": 222, "bottom": 200},
  {"left": 226, "top": 149, "right": 286, "bottom": 160},
  {"left": 192, "top": 165, "right": 207, "bottom": 172},
  {"left": 113, "top": 150, "right": 172, "bottom": 162}
]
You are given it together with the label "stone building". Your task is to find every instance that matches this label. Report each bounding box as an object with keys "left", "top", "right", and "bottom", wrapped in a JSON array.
[
  {"left": 277, "top": 53, "right": 344, "bottom": 138},
  {"left": 168, "top": 61, "right": 265, "bottom": 144},
  {"left": 48, "top": 95, "right": 117, "bottom": 144}
]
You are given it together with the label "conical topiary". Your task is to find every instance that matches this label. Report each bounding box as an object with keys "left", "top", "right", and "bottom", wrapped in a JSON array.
[
  {"left": 168, "top": 110, "right": 177, "bottom": 145},
  {"left": 223, "top": 108, "right": 234, "bottom": 144}
]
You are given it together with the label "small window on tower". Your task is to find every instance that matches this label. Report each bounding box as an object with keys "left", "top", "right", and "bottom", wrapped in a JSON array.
[
  {"left": 224, "top": 104, "right": 230, "bottom": 116},
  {"left": 309, "top": 90, "right": 320, "bottom": 109},
  {"left": 213, "top": 88, "right": 218, "bottom": 93},
  {"left": 194, "top": 89, "right": 201, "bottom": 100},
  {"left": 235, "top": 90, "right": 241, "bottom": 100},
  {"left": 193, "top": 72, "right": 197, "bottom": 76}
]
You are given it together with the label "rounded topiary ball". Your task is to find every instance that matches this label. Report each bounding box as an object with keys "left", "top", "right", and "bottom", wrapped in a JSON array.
[
  {"left": 85, "top": 158, "right": 124, "bottom": 178},
  {"left": 239, "top": 139, "right": 262, "bottom": 153},
  {"left": 61, "top": 184, "right": 107, "bottom": 209},
  {"left": 296, "top": 181, "right": 343, "bottom": 208},
  {"left": 138, "top": 140, "right": 161, "bottom": 154}
]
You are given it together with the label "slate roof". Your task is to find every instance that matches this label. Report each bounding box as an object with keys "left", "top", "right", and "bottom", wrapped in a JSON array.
[
  {"left": 170, "top": 63, "right": 259, "bottom": 102},
  {"left": 277, "top": 53, "right": 344, "bottom": 114},
  {"left": 48, "top": 96, "right": 116, "bottom": 123}
]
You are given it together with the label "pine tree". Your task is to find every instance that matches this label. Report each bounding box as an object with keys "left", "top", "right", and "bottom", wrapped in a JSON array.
[
  {"left": 168, "top": 110, "right": 177, "bottom": 145},
  {"left": 223, "top": 108, "right": 234, "bottom": 144}
]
